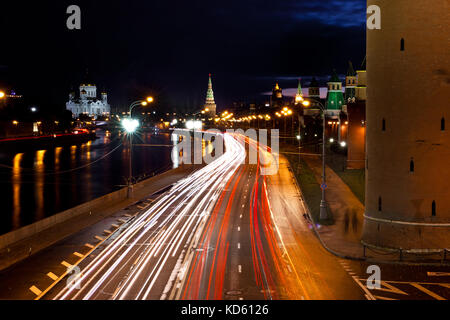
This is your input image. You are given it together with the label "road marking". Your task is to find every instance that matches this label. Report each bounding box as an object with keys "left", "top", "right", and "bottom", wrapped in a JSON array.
[
  {"left": 427, "top": 272, "right": 450, "bottom": 277},
  {"left": 73, "top": 252, "right": 84, "bottom": 258},
  {"left": 29, "top": 285, "right": 42, "bottom": 296},
  {"left": 352, "top": 276, "right": 376, "bottom": 300},
  {"left": 238, "top": 226, "right": 240, "bottom": 232},
  {"left": 95, "top": 235, "right": 104, "bottom": 241},
  {"left": 112, "top": 224, "right": 120, "bottom": 228},
  {"left": 47, "top": 272, "right": 58, "bottom": 281},
  {"left": 237, "top": 243, "right": 241, "bottom": 249},
  {"left": 118, "top": 219, "right": 127, "bottom": 223},
  {"left": 240, "top": 214, "right": 243, "bottom": 219},
  {"left": 61, "top": 261, "right": 72, "bottom": 268},
  {"left": 103, "top": 229, "right": 112, "bottom": 234},
  {"left": 242, "top": 204, "right": 245, "bottom": 208},
  {"left": 124, "top": 214, "right": 132, "bottom": 217},
  {"left": 238, "top": 265, "right": 242, "bottom": 273},
  {"left": 410, "top": 283, "right": 446, "bottom": 300},
  {"left": 84, "top": 243, "right": 94, "bottom": 249},
  {"left": 373, "top": 295, "right": 398, "bottom": 300}
]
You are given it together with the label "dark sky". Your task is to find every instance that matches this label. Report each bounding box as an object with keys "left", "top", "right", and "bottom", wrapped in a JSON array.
[{"left": 0, "top": 0, "right": 366, "bottom": 113}]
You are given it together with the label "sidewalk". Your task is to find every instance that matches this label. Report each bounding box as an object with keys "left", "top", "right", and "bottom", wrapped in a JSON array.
[
  {"left": 300, "top": 155, "right": 449, "bottom": 265},
  {"left": 0, "top": 164, "right": 200, "bottom": 272}
]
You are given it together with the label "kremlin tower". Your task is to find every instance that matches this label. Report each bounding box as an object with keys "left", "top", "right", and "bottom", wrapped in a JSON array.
[
  {"left": 204, "top": 74, "right": 217, "bottom": 117},
  {"left": 363, "top": 0, "right": 450, "bottom": 249}
]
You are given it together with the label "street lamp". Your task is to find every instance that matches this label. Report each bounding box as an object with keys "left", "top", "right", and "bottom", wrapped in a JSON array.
[
  {"left": 124, "top": 97, "right": 154, "bottom": 198},
  {"left": 302, "top": 97, "right": 328, "bottom": 220},
  {"left": 0, "top": 91, "right": 5, "bottom": 99}
]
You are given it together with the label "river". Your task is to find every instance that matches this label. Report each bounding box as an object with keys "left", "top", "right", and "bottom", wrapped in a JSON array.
[{"left": 0, "top": 130, "right": 176, "bottom": 235}]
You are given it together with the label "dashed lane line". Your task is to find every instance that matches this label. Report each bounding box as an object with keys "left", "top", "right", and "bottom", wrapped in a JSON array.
[
  {"left": 73, "top": 252, "right": 84, "bottom": 258},
  {"left": 29, "top": 286, "right": 42, "bottom": 296},
  {"left": 47, "top": 272, "right": 58, "bottom": 281}
]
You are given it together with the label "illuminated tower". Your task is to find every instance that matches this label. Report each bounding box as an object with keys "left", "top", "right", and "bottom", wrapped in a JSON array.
[
  {"left": 308, "top": 77, "right": 320, "bottom": 99},
  {"left": 326, "top": 70, "right": 344, "bottom": 117},
  {"left": 270, "top": 82, "right": 283, "bottom": 108},
  {"left": 295, "top": 78, "right": 303, "bottom": 102},
  {"left": 363, "top": 1, "right": 450, "bottom": 249},
  {"left": 204, "top": 73, "right": 217, "bottom": 117},
  {"left": 345, "top": 61, "right": 357, "bottom": 103}
]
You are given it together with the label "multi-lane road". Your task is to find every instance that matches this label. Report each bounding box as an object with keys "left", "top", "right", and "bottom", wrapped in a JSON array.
[{"left": 0, "top": 132, "right": 449, "bottom": 300}]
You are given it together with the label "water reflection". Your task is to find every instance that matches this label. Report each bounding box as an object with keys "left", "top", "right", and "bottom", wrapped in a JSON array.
[
  {"left": 34, "top": 150, "right": 46, "bottom": 220},
  {"left": 12, "top": 153, "right": 23, "bottom": 229}
]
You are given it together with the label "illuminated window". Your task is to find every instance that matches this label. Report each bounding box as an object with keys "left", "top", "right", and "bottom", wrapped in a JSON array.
[
  {"left": 378, "top": 197, "right": 382, "bottom": 212},
  {"left": 401, "top": 38, "right": 405, "bottom": 51},
  {"left": 441, "top": 117, "right": 445, "bottom": 131},
  {"left": 432, "top": 201, "right": 436, "bottom": 217}
]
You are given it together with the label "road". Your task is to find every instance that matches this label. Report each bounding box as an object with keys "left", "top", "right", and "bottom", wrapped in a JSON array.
[{"left": 0, "top": 132, "right": 449, "bottom": 300}]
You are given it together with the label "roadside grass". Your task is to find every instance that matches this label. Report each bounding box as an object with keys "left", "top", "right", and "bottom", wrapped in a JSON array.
[
  {"left": 285, "top": 153, "right": 334, "bottom": 226},
  {"left": 325, "top": 151, "right": 365, "bottom": 204}
]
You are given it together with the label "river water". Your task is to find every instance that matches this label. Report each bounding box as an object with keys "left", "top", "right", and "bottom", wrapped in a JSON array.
[{"left": 0, "top": 130, "right": 176, "bottom": 235}]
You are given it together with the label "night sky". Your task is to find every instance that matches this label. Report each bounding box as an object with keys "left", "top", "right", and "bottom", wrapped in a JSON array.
[{"left": 0, "top": 0, "right": 366, "bottom": 113}]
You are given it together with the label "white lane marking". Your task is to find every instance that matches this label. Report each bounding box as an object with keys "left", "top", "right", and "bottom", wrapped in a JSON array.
[
  {"left": 427, "top": 272, "right": 450, "bottom": 277},
  {"left": 238, "top": 265, "right": 242, "bottom": 273},
  {"left": 410, "top": 283, "right": 446, "bottom": 300},
  {"left": 238, "top": 243, "right": 241, "bottom": 249},
  {"left": 29, "top": 285, "right": 42, "bottom": 296},
  {"left": 352, "top": 276, "right": 376, "bottom": 300},
  {"left": 47, "top": 272, "right": 58, "bottom": 281},
  {"left": 242, "top": 204, "right": 245, "bottom": 208},
  {"left": 240, "top": 214, "right": 243, "bottom": 219},
  {"left": 238, "top": 226, "right": 241, "bottom": 232},
  {"left": 73, "top": 252, "right": 84, "bottom": 258}
]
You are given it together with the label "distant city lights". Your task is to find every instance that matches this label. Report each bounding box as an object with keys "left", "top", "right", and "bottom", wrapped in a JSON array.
[{"left": 186, "top": 120, "right": 202, "bottom": 130}]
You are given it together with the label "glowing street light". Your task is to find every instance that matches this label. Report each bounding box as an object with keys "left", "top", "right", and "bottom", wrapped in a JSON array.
[
  {"left": 0, "top": 91, "right": 5, "bottom": 99},
  {"left": 125, "top": 97, "right": 154, "bottom": 198},
  {"left": 122, "top": 118, "right": 139, "bottom": 133}
]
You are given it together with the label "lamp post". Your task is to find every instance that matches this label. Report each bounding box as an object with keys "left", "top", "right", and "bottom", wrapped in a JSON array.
[
  {"left": 123, "top": 97, "right": 154, "bottom": 198},
  {"left": 302, "top": 97, "right": 328, "bottom": 220}
]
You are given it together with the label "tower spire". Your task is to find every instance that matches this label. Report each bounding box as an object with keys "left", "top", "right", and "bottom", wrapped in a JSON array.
[
  {"left": 297, "top": 78, "right": 303, "bottom": 96},
  {"left": 204, "top": 73, "right": 217, "bottom": 116}
]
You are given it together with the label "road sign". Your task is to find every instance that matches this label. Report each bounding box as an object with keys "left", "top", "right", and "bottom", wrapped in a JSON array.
[{"left": 320, "top": 183, "right": 328, "bottom": 190}]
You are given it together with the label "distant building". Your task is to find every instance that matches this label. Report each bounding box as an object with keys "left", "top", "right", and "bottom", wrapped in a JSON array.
[
  {"left": 66, "top": 83, "right": 110, "bottom": 118},
  {"left": 270, "top": 82, "right": 283, "bottom": 108},
  {"left": 204, "top": 74, "right": 217, "bottom": 118},
  {"left": 345, "top": 61, "right": 357, "bottom": 103},
  {"left": 346, "top": 59, "right": 367, "bottom": 169}
]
